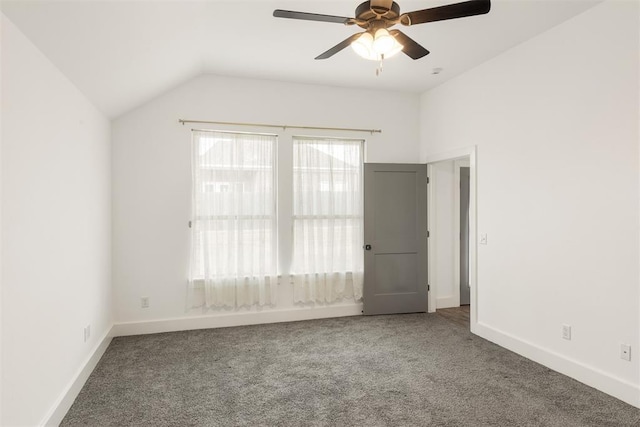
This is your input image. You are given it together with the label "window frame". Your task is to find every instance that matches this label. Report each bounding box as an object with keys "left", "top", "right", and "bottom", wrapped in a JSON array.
[{"left": 190, "top": 129, "right": 366, "bottom": 284}]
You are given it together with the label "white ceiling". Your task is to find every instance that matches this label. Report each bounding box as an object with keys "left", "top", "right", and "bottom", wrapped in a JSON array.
[{"left": 1, "top": 0, "right": 601, "bottom": 118}]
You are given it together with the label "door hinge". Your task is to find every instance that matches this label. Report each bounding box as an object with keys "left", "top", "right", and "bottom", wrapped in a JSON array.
[
  {"left": 188, "top": 220, "right": 192, "bottom": 228},
  {"left": 427, "top": 284, "right": 430, "bottom": 291},
  {"left": 426, "top": 177, "right": 430, "bottom": 184},
  {"left": 426, "top": 230, "right": 430, "bottom": 238}
]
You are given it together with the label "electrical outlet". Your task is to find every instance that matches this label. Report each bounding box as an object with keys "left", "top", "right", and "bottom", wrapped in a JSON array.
[
  {"left": 562, "top": 324, "right": 571, "bottom": 341},
  {"left": 83, "top": 325, "right": 91, "bottom": 343},
  {"left": 621, "top": 344, "right": 631, "bottom": 361},
  {"left": 480, "top": 233, "right": 488, "bottom": 245},
  {"left": 141, "top": 296, "right": 149, "bottom": 308}
]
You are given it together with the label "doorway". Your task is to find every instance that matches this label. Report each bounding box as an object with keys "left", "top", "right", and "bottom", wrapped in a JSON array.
[
  {"left": 426, "top": 147, "right": 477, "bottom": 331},
  {"left": 360, "top": 149, "right": 476, "bottom": 325}
]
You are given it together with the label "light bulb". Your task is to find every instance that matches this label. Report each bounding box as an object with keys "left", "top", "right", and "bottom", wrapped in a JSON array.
[
  {"left": 351, "top": 32, "right": 374, "bottom": 60},
  {"left": 351, "top": 30, "right": 404, "bottom": 61},
  {"left": 384, "top": 41, "right": 404, "bottom": 58},
  {"left": 372, "top": 28, "right": 395, "bottom": 55}
]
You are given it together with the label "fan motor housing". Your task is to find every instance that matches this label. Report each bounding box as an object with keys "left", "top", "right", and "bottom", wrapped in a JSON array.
[{"left": 355, "top": 1, "right": 401, "bottom": 28}]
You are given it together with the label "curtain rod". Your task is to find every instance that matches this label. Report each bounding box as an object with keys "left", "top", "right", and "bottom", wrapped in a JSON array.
[{"left": 178, "top": 119, "right": 382, "bottom": 135}]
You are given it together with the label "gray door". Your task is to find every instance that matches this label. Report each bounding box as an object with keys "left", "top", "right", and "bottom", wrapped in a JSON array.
[
  {"left": 363, "top": 163, "right": 427, "bottom": 315},
  {"left": 460, "top": 167, "right": 471, "bottom": 305}
]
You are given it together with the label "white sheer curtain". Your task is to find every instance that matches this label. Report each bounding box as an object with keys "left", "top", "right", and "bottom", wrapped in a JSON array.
[
  {"left": 292, "top": 137, "right": 364, "bottom": 303},
  {"left": 189, "top": 130, "right": 277, "bottom": 308}
]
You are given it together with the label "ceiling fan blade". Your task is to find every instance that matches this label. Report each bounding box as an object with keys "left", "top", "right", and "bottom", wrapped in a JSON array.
[
  {"left": 315, "top": 33, "right": 363, "bottom": 60},
  {"left": 400, "top": 0, "right": 490, "bottom": 26},
  {"left": 371, "top": 0, "right": 394, "bottom": 12},
  {"left": 390, "top": 30, "right": 430, "bottom": 60},
  {"left": 273, "top": 9, "right": 351, "bottom": 24}
]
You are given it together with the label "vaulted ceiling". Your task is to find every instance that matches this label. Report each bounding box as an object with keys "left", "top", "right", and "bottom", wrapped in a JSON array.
[{"left": 1, "top": 0, "right": 601, "bottom": 118}]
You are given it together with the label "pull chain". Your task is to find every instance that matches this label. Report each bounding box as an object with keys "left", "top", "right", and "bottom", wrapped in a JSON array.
[{"left": 375, "top": 54, "right": 385, "bottom": 77}]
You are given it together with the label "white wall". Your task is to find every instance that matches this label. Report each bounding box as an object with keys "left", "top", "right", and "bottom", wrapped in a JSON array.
[
  {"left": 0, "top": 14, "right": 4, "bottom": 425},
  {"left": 420, "top": 0, "right": 639, "bottom": 406},
  {"left": 431, "top": 160, "right": 457, "bottom": 308},
  {"left": 1, "top": 14, "right": 112, "bottom": 426},
  {"left": 112, "top": 74, "right": 420, "bottom": 329}
]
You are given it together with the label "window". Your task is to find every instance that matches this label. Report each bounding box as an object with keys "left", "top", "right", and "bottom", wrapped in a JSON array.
[
  {"left": 189, "top": 130, "right": 364, "bottom": 308},
  {"left": 189, "top": 130, "right": 277, "bottom": 308},
  {"left": 292, "top": 137, "right": 364, "bottom": 303}
]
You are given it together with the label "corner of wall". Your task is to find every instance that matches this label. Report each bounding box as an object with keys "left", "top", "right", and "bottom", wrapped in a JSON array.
[{"left": 40, "top": 327, "right": 114, "bottom": 426}]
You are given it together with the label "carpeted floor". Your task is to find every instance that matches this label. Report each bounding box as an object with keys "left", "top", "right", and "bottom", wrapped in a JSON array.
[{"left": 62, "top": 313, "right": 640, "bottom": 426}]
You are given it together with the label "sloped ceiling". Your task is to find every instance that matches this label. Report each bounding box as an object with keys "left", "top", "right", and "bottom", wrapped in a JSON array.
[{"left": 1, "top": 0, "right": 601, "bottom": 118}]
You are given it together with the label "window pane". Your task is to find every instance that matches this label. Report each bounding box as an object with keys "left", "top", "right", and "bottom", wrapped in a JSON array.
[
  {"left": 292, "top": 218, "right": 361, "bottom": 272},
  {"left": 293, "top": 140, "right": 362, "bottom": 217}
]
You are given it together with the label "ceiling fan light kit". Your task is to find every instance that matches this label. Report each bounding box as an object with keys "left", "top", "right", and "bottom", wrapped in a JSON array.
[
  {"left": 273, "top": 0, "right": 491, "bottom": 70},
  {"left": 351, "top": 30, "right": 404, "bottom": 61}
]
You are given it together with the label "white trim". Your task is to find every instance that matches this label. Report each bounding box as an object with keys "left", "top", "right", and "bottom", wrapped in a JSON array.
[
  {"left": 113, "top": 303, "right": 363, "bottom": 337},
  {"left": 40, "top": 326, "right": 114, "bottom": 426},
  {"left": 425, "top": 146, "right": 475, "bottom": 164},
  {"left": 475, "top": 322, "right": 640, "bottom": 408},
  {"left": 436, "top": 295, "right": 459, "bottom": 309}
]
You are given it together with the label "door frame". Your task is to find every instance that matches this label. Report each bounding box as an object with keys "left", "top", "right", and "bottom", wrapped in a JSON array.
[{"left": 426, "top": 146, "right": 478, "bottom": 331}]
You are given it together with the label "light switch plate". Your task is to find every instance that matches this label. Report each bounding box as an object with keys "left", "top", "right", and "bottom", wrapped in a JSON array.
[
  {"left": 480, "top": 233, "right": 488, "bottom": 245},
  {"left": 562, "top": 324, "right": 571, "bottom": 341}
]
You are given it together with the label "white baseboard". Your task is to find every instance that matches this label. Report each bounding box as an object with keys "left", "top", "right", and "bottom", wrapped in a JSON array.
[
  {"left": 40, "top": 326, "right": 114, "bottom": 426},
  {"left": 436, "top": 295, "right": 459, "bottom": 309},
  {"left": 38, "top": 304, "right": 362, "bottom": 425},
  {"left": 473, "top": 321, "right": 640, "bottom": 409},
  {"left": 35, "top": 308, "right": 639, "bottom": 427},
  {"left": 113, "top": 303, "right": 364, "bottom": 337}
]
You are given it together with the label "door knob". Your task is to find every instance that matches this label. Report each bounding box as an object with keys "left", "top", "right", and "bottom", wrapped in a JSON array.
[{"left": 365, "top": 244, "right": 372, "bottom": 250}]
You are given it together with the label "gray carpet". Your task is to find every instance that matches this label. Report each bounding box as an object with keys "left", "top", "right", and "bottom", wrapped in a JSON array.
[{"left": 61, "top": 313, "right": 640, "bottom": 426}]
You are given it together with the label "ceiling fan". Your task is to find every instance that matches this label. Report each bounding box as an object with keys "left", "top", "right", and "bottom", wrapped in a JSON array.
[{"left": 273, "top": 0, "right": 491, "bottom": 61}]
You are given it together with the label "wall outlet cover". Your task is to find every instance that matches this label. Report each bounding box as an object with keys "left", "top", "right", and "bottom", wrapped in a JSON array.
[{"left": 621, "top": 344, "right": 631, "bottom": 361}]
